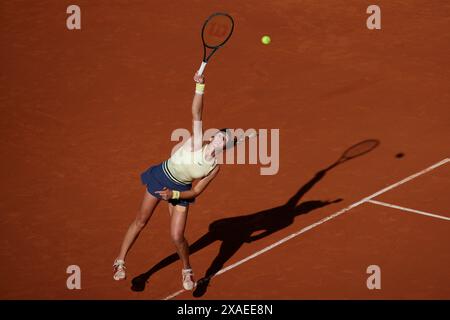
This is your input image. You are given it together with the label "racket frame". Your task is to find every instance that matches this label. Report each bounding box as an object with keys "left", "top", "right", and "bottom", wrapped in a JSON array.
[{"left": 198, "top": 12, "right": 234, "bottom": 75}]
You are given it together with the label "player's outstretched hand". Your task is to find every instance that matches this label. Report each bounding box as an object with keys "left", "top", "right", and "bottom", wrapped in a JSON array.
[{"left": 194, "top": 72, "right": 205, "bottom": 84}]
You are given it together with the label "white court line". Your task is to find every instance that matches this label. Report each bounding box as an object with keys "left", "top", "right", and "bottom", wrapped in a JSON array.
[
  {"left": 367, "top": 199, "right": 450, "bottom": 221},
  {"left": 163, "top": 157, "right": 449, "bottom": 300}
]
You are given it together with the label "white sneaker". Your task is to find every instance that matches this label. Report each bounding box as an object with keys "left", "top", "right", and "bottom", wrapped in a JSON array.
[
  {"left": 113, "top": 259, "right": 126, "bottom": 281},
  {"left": 182, "top": 268, "right": 196, "bottom": 290}
]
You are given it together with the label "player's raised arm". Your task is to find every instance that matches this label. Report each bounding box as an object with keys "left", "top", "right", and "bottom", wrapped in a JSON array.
[
  {"left": 192, "top": 72, "right": 205, "bottom": 120},
  {"left": 191, "top": 72, "right": 205, "bottom": 151}
]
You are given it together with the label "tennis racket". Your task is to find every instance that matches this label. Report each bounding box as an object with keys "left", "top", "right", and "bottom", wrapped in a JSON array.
[
  {"left": 325, "top": 139, "right": 380, "bottom": 171},
  {"left": 197, "top": 12, "right": 234, "bottom": 76}
]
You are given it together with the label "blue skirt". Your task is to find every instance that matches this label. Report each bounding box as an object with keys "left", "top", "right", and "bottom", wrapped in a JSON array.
[{"left": 140, "top": 161, "right": 194, "bottom": 207}]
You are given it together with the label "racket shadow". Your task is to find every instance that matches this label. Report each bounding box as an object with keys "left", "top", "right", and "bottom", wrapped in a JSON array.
[{"left": 130, "top": 139, "right": 380, "bottom": 297}]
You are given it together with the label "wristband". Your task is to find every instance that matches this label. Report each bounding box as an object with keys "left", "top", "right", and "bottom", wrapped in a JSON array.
[
  {"left": 172, "top": 190, "right": 180, "bottom": 200},
  {"left": 195, "top": 83, "right": 205, "bottom": 95}
]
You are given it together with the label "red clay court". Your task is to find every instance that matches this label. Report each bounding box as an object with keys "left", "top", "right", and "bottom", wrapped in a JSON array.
[{"left": 1, "top": 1, "right": 449, "bottom": 299}]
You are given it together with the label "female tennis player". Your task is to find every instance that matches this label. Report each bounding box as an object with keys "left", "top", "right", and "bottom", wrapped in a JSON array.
[{"left": 113, "top": 72, "right": 235, "bottom": 290}]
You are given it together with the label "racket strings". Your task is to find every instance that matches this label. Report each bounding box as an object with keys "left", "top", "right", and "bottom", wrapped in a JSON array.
[{"left": 203, "top": 15, "right": 234, "bottom": 48}]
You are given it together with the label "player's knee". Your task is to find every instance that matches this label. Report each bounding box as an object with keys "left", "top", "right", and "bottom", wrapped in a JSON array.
[
  {"left": 134, "top": 217, "right": 147, "bottom": 230},
  {"left": 171, "top": 231, "right": 185, "bottom": 246}
]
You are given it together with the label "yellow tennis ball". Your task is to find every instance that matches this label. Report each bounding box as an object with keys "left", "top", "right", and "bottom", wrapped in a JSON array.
[{"left": 261, "top": 35, "right": 271, "bottom": 45}]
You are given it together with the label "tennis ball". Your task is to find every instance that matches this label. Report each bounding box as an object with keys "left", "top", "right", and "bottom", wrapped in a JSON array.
[{"left": 261, "top": 35, "right": 271, "bottom": 45}]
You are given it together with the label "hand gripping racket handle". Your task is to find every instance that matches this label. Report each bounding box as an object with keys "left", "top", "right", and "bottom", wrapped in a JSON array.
[{"left": 197, "top": 61, "right": 207, "bottom": 76}]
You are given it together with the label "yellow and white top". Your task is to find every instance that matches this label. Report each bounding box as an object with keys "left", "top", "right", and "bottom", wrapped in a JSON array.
[{"left": 164, "top": 144, "right": 217, "bottom": 185}]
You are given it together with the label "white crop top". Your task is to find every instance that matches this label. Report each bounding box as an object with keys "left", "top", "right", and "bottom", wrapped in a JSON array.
[{"left": 165, "top": 144, "right": 217, "bottom": 184}]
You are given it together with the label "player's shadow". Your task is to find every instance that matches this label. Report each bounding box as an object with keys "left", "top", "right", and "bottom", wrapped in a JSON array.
[
  {"left": 131, "top": 168, "right": 339, "bottom": 296},
  {"left": 131, "top": 139, "right": 379, "bottom": 297}
]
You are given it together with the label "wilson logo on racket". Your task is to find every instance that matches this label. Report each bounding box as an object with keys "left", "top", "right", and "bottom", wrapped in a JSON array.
[{"left": 207, "top": 23, "right": 228, "bottom": 38}]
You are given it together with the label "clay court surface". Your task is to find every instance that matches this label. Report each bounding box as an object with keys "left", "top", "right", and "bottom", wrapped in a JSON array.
[{"left": 1, "top": 1, "right": 449, "bottom": 299}]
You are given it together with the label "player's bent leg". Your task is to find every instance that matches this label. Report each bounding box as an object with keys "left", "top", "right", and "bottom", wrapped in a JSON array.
[
  {"left": 170, "top": 205, "right": 196, "bottom": 290},
  {"left": 113, "top": 189, "right": 160, "bottom": 281}
]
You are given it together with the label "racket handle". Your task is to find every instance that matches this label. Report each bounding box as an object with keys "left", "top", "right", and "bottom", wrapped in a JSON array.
[{"left": 197, "top": 61, "right": 207, "bottom": 76}]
